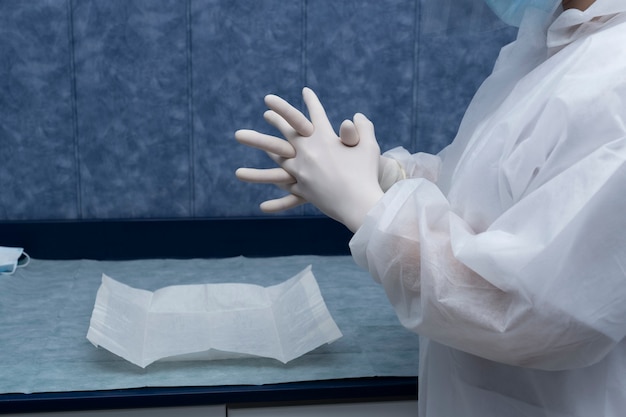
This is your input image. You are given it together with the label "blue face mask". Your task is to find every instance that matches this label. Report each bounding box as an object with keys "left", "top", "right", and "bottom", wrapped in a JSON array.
[
  {"left": 484, "top": 0, "right": 560, "bottom": 27},
  {"left": 0, "top": 246, "right": 29, "bottom": 275}
]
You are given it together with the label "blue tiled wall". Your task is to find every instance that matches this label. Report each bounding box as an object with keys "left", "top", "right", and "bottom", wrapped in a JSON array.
[{"left": 0, "top": 0, "right": 516, "bottom": 221}]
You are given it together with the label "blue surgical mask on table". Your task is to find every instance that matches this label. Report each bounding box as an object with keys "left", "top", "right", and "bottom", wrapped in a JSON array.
[
  {"left": 0, "top": 246, "right": 29, "bottom": 275},
  {"left": 484, "top": 0, "right": 561, "bottom": 26}
]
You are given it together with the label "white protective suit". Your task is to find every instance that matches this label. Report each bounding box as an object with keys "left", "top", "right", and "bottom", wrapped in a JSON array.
[{"left": 350, "top": 1, "right": 626, "bottom": 416}]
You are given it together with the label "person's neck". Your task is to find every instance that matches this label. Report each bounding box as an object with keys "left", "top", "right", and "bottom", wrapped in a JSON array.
[{"left": 562, "top": 0, "right": 596, "bottom": 11}]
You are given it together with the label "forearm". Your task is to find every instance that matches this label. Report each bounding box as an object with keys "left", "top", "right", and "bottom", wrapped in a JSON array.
[{"left": 351, "top": 178, "right": 617, "bottom": 370}]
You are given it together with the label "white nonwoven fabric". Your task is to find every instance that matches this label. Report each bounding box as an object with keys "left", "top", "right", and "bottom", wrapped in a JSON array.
[
  {"left": 350, "top": 1, "right": 626, "bottom": 416},
  {"left": 86, "top": 265, "right": 342, "bottom": 368}
]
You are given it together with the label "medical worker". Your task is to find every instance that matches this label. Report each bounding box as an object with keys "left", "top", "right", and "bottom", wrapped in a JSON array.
[{"left": 236, "top": 0, "right": 626, "bottom": 415}]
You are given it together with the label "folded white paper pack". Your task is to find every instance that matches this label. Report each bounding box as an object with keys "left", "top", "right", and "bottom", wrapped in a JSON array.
[{"left": 86, "top": 266, "right": 342, "bottom": 368}]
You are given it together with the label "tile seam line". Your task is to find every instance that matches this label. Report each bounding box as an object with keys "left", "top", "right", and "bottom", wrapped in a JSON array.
[
  {"left": 301, "top": 0, "right": 308, "bottom": 216},
  {"left": 412, "top": 0, "right": 421, "bottom": 152},
  {"left": 67, "top": 0, "right": 82, "bottom": 219},
  {"left": 302, "top": 0, "right": 308, "bottom": 90},
  {"left": 187, "top": 0, "right": 196, "bottom": 217}
]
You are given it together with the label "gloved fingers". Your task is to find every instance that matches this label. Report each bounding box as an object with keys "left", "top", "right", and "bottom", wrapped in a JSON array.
[
  {"left": 264, "top": 94, "right": 315, "bottom": 137},
  {"left": 260, "top": 194, "right": 306, "bottom": 213},
  {"left": 302, "top": 87, "right": 334, "bottom": 133},
  {"left": 265, "top": 151, "right": 300, "bottom": 182},
  {"left": 353, "top": 113, "right": 379, "bottom": 149},
  {"left": 235, "top": 167, "right": 295, "bottom": 184},
  {"left": 235, "top": 129, "right": 296, "bottom": 158},
  {"left": 264, "top": 110, "right": 302, "bottom": 141},
  {"left": 277, "top": 153, "right": 300, "bottom": 178},
  {"left": 339, "top": 119, "right": 360, "bottom": 147},
  {"left": 265, "top": 150, "right": 290, "bottom": 169}
]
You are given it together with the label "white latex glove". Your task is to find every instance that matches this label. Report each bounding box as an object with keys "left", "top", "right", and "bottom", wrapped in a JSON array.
[
  {"left": 235, "top": 95, "right": 309, "bottom": 212},
  {"left": 236, "top": 92, "right": 372, "bottom": 213},
  {"left": 272, "top": 88, "right": 384, "bottom": 232},
  {"left": 236, "top": 89, "right": 397, "bottom": 221},
  {"left": 337, "top": 124, "right": 406, "bottom": 191}
]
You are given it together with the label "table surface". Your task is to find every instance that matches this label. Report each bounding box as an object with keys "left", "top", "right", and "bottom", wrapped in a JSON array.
[{"left": 0, "top": 255, "right": 419, "bottom": 401}]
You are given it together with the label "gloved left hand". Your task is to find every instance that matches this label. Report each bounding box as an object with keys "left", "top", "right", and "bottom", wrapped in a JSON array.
[
  {"left": 235, "top": 93, "right": 312, "bottom": 213},
  {"left": 266, "top": 87, "right": 383, "bottom": 232}
]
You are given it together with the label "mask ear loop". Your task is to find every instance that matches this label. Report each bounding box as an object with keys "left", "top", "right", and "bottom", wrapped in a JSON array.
[{"left": 18, "top": 252, "right": 30, "bottom": 268}]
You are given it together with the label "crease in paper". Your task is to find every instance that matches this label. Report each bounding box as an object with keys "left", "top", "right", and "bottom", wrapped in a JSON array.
[{"left": 86, "top": 266, "right": 343, "bottom": 368}]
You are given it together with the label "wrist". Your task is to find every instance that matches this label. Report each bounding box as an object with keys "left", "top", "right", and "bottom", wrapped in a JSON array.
[
  {"left": 344, "top": 188, "right": 384, "bottom": 233},
  {"left": 379, "top": 156, "right": 406, "bottom": 191}
]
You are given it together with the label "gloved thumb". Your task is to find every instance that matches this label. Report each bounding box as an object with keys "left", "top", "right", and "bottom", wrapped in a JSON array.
[
  {"left": 339, "top": 119, "right": 360, "bottom": 147},
  {"left": 353, "top": 113, "right": 379, "bottom": 150}
]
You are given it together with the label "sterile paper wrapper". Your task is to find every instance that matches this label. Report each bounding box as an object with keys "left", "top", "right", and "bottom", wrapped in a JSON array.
[{"left": 86, "top": 266, "right": 342, "bottom": 368}]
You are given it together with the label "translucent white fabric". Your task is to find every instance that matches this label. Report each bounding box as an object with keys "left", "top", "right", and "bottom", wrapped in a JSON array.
[
  {"left": 350, "top": 1, "right": 626, "bottom": 416},
  {"left": 87, "top": 266, "right": 342, "bottom": 368}
]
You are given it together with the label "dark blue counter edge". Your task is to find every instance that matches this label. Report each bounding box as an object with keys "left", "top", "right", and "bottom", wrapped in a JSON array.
[
  {"left": 0, "top": 377, "right": 418, "bottom": 413},
  {"left": 0, "top": 216, "right": 353, "bottom": 260}
]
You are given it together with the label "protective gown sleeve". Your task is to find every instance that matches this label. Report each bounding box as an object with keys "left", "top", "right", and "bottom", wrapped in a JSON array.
[
  {"left": 383, "top": 147, "right": 441, "bottom": 184},
  {"left": 351, "top": 90, "right": 626, "bottom": 373}
]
